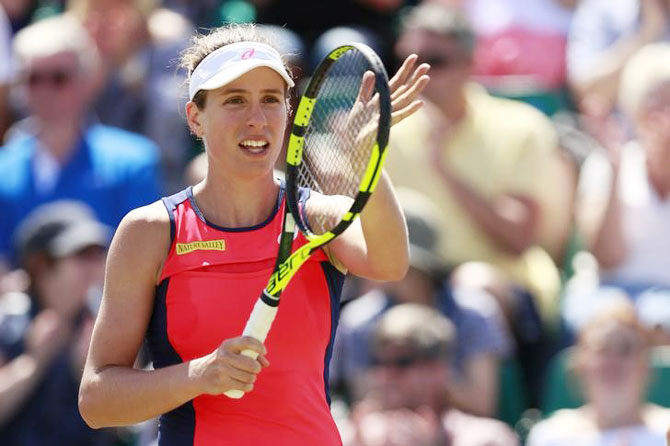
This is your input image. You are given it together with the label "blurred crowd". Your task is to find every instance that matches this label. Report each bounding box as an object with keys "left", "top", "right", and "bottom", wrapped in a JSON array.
[{"left": 0, "top": 0, "right": 669, "bottom": 445}]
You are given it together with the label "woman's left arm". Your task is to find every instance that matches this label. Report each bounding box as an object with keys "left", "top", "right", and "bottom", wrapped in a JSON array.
[{"left": 326, "top": 55, "right": 430, "bottom": 281}]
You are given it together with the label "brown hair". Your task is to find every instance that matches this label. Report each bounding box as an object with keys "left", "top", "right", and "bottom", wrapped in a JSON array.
[{"left": 180, "top": 23, "right": 293, "bottom": 109}]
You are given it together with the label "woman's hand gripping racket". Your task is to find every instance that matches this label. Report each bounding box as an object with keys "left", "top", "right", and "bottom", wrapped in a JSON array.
[{"left": 224, "top": 43, "right": 392, "bottom": 398}]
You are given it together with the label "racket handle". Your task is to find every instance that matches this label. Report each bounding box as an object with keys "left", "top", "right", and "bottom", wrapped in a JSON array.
[{"left": 224, "top": 292, "right": 279, "bottom": 399}]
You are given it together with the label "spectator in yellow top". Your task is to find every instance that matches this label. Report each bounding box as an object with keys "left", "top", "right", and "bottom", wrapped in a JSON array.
[{"left": 385, "top": 2, "right": 572, "bottom": 404}]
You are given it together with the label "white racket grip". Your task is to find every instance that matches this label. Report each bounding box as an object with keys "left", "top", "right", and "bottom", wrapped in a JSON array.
[{"left": 224, "top": 294, "right": 278, "bottom": 399}]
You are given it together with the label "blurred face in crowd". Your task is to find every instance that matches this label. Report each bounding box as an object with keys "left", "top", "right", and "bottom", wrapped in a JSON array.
[
  {"left": 77, "top": 0, "right": 148, "bottom": 67},
  {"left": 23, "top": 50, "right": 91, "bottom": 123},
  {"left": 636, "top": 81, "right": 670, "bottom": 166},
  {"left": 366, "top": 341, "right": 448, "bottom": 410},
  {"left": 396, "top": 29, "right": 471, "bottom": 107},
  {"left": 37, "top": 246, "right": 106, "bottom": 319},
  {"left": 577, "top": 320, "right": 649, "bottom": 411}
]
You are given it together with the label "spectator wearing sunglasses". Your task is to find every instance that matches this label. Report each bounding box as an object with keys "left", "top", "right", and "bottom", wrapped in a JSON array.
[
  {"left": 527, "top": 300, "right": 670, "bottom": 446},
  {"left": 347, "top": 303, "right": 518, "bottom": 446},
  {"left": 0, "top": 13, "right": 161, "bottom": 273},
  {"left": 386, "top": 2, "right": 572, "bottom": 406}
]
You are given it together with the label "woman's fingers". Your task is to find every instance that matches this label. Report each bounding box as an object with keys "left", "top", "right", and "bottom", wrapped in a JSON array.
[{"left": 389, "top": 54, "right": 418, "bottom": 93}]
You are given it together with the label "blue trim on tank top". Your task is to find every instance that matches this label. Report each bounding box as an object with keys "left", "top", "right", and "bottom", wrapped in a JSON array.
[
  {"left": 161, "top": 189, "right": 190, "bottom": 245},
  {"left": 319, "top": 261, "right": 345, "bottom": 406},
  {"left": 148, "top": 279, "right": 197, "bottom": 445}
]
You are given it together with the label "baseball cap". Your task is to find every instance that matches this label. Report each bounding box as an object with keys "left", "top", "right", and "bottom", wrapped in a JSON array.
[{"left": 13, "top": 201, "right": 111, "bottom": 264}]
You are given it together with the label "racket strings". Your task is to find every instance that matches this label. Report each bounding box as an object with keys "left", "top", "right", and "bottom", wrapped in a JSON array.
[{"left": 297, "top": 51, "right": 380, "bottom": 235}]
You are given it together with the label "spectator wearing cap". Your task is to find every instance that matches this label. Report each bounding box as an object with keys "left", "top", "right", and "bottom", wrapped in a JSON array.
[
  {"left": 331, "top": 188, "right": 512, "bottom": 417},
  {"left": 0, "top": 200, "right": 117, "bottom": 446},
  {"left": 527, "top": 301, "right": 670, "bottom": 446},
  {"left": 0, "top": 13, "right": 161, "bottom": 273},
  {"left": 348, "top": 303, "right": 519, "bottom": 446},
  {"left": 386, "top": 2, "right": 572, "bottom": 405}
]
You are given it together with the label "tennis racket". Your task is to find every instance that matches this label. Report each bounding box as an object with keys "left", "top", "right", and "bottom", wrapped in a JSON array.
[{"left": 225, "top": 42, "right": 391, "bottom": 398}]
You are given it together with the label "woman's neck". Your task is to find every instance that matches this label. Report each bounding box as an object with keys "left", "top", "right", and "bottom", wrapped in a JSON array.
[{"left": 193, "top": 171, "right": 280, "bottom": 228}]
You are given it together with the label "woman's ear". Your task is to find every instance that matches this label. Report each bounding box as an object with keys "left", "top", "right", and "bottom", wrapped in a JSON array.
[{"left": 185, "top": 101, "right": 203, "bottom": 137}]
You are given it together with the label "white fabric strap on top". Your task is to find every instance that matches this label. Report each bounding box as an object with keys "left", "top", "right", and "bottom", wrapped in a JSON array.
[{"left": 188, "top": 41, "right": 294, "bottom": 100}]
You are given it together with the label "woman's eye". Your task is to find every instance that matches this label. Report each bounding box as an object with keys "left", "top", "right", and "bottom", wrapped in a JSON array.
[
  {"left": 264, "top": 95, "right": 281, "bottom": 103},
  {"left": 225, "top": 97, "right": 244, "bottom": 104}
]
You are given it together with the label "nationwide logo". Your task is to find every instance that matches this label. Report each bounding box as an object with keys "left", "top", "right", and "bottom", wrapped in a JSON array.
[{"left": 176, "top": 239, "right": 226, "bottom": 255}]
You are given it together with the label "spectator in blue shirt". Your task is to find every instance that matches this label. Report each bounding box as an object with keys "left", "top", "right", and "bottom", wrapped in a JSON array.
[{"left": 0, "top": 13, "right": 162, "bottom": 270}]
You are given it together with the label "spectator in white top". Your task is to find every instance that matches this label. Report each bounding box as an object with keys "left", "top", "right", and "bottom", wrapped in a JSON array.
[
  {"left": 576, "top": 43, "right": 670, "bottom": 296},
  {"left": 527, "top": 300, "right": 670, "bottom": 446}
]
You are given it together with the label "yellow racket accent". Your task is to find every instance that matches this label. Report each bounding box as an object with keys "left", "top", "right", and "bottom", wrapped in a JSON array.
[
  {"left": 265, "top": 231, "right": 336, "bottom": 295},
  {"left": 293, "top": 97, "right": 316, "bottom": 127},
  {"left": 286, "top": 134, "right": 304, "bottom": 167},
  {"left": 329, "top": 45, "right": 354, "bottom": 60}
]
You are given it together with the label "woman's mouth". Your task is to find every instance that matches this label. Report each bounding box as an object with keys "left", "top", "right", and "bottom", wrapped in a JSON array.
[{"left": 239, "top": 139, "right": 269, "bottom": 154}]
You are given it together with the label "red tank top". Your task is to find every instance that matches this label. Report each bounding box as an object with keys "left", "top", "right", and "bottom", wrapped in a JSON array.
[{"left": 146, "top": 186, "right": 344, "bottom": 446}]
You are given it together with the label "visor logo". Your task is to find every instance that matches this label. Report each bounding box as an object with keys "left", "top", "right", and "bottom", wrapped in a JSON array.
[{"left": 241, "top": 48, "right": 255, "bottom": 60}]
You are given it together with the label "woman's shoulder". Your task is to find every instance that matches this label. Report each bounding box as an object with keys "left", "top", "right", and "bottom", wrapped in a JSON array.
[
  {"left": 111, "top": 201, "right": 172, "bottom": 267},
  {"left": 120, "top": 200, "right": 171, "bottom": 233}
]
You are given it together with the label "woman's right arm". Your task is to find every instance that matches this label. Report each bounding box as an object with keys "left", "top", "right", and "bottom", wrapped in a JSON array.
[{"left": 78, "top": 202, "right": 268, "bottom": 428}]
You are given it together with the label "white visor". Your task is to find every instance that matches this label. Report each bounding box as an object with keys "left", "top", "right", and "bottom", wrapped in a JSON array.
[{"left": 188, "top": 41, "right": 295, "bottom": 100}]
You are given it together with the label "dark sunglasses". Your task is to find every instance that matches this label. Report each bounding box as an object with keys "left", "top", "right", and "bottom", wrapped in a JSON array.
[
  {"left": 372, "top": 354, "right": 428, "bottom": 369},
  {"left": 26, "top": 69, "right": 75, "bottom": 89}
]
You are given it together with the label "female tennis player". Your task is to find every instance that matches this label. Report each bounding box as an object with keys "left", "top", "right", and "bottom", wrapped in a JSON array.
[{"left": 78, "top": 23, "right": 429, "bottom": 446}]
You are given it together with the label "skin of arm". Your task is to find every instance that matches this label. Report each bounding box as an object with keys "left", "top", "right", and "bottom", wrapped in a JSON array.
[
  {"left": 326, "top": 170, "right": 410, "bottom": 281},
  {"left": 78, "top": 202, "right": 269, "bottom": 428}
]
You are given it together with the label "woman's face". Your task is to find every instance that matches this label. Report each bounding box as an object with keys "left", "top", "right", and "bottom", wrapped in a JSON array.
[
  {"left": 187, "top": 67, "right": 288, "bottom": 180},
  {"left": 578, "top": 322, "right": 648, "bottom": 408}
]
